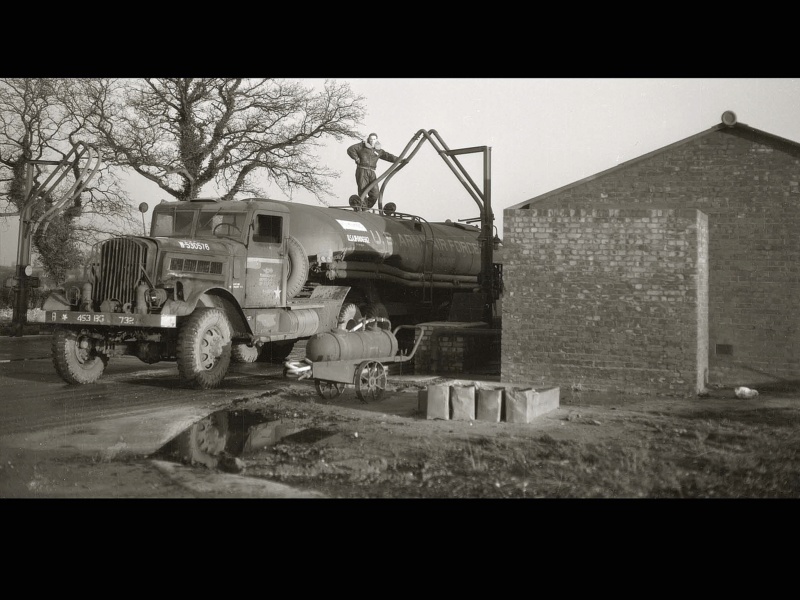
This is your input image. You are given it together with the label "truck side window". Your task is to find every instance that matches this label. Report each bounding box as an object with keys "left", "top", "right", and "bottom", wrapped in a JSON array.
[
  {"left": 253, "top": 215, "right": 282, "bottom": 244},
  {"left": 152, "top": 213, "right": 173, "bottom": 236}
]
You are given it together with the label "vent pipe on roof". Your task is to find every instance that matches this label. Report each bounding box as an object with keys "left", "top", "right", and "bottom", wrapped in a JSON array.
[{"left": 721, "top": 111, "right": 737, "bottom": 126}]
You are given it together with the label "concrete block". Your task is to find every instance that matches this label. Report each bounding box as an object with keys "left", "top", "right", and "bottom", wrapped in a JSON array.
[
  {"left": 476, "top": 387, "right": 503, "bottom": 422},
  {"left": 426, "top": 384, "right": 450, "bottom": 420},
  {"left": 504, "top": 387, "right": 560, "bottom": 423},
  {"left": 450, "top": 385, "right": 475, "bottom": 421}
]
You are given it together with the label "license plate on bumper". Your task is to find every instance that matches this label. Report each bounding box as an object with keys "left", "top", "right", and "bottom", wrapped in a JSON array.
[{"left": 46, "top": 311, "right": 177, "bottom": 328}]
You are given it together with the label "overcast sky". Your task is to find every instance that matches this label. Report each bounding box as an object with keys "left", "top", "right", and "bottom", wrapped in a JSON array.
[{"left": 3, "top": 78, "right": 800, "bottom": 266}]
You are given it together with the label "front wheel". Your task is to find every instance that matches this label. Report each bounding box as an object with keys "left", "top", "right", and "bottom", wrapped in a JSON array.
[
  {"left": 51, "top": 327, "right": 109, "bottom": 384},
  {"left": 176, "top": 308, "right": 232, "bottom": 389},
  {"left": 174, "top": 412, "right": 229, "bottom": 469}
]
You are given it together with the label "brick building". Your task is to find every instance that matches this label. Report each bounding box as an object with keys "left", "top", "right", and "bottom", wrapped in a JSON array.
[{"left": 502, "top": 112, "right": 800, "bottom": 394}]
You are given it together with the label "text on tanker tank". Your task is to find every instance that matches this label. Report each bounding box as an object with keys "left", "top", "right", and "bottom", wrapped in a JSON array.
[
  {"left": 347, "top": 234, "right": 370, "bottom": 243},
  {"left": 393, "top": 233, "right": 480, "bottom": 254}
]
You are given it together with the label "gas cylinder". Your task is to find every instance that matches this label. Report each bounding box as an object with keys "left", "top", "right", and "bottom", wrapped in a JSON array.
[{"left": 306, "top": 329, "right": 399, "bottom": 363}]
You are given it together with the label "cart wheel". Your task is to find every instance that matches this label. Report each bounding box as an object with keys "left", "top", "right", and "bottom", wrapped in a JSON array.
[
  {"left": 355, "top": 360, "right": 387, "bottom": 403},
  {"left": 315, "top": 379, "right": 345, "bottom": 400}
]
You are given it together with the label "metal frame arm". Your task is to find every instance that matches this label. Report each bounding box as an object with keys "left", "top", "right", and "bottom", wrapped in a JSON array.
[{"left": 355, "top": 128, "right": 496, "bottom": 316}]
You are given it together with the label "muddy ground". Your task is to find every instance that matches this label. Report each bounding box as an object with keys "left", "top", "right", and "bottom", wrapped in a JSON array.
[{"left": 2, "top": 375, "right": 798, "bottom": 500}]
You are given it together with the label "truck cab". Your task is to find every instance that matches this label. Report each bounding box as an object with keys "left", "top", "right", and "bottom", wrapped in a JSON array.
[{"left": 44, "top": 197, "right": 347, "bottom": 389}]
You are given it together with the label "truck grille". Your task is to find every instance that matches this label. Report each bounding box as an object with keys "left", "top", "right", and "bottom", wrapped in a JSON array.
[{"left": 93, "top": 238, "right": 148, "bottom": 307}]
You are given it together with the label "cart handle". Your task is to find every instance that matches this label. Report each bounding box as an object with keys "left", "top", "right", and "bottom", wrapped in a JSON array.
[
  {"left": 350, "top": 316, "right": 391, "bottom": 331},
  {"left": 391, "top": 324, "right": 425, "bottom": 361}
]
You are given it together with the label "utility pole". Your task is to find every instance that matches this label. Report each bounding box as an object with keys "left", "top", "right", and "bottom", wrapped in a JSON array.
[{"left": 8, "top": 143, "right": 100, "bottom": 336}]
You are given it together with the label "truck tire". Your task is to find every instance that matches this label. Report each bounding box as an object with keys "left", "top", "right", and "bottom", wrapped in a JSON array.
[
  {"left": 177, "top": 308, "right": 232, "bottom": 389},
  {"left": 337, "top": 302, "right": 363, "bottom": 331},
  {"left": 173, "top": 411, "right": 229, "bottom": 468},
  {"left": 232, "top": 343, "right": 260, "bottom": 363},
  {"left": 256, "top": 340, "right": 296, "bottom": 363},
  {"left": 286, "top": 235, "right": 309, "bottom": 299},
  {"left": 362, "top": 303, "right": 391, "bottom": 330},
  {"left": 51, "top": 327, "right": 109, "bottom": 385}
]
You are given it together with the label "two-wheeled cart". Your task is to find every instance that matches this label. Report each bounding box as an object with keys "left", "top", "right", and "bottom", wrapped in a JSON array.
[{"left": 284, "top": 322, "right": 423, "bottom": 403}]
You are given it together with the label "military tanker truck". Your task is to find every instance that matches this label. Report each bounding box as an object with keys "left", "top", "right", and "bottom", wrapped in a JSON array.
[{"left": 42, "top": 197, "right": 498, "bottom": 389}]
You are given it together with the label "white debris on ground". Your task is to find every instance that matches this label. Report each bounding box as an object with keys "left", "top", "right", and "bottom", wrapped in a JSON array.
[{"left": 735, "top": 386, "right": 759, "bottom": 399}]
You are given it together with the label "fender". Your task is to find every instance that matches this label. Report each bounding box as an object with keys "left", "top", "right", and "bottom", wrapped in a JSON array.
[
  {"left": 161, "top": 285, "right": 235, "bottom": 316},
  {"left": 162, "top": 288, "right": 250, "bottom": 335}
]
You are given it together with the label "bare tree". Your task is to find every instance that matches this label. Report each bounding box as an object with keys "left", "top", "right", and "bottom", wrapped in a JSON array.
[
  {"left": 80, "top": 78, "right": 367, "bottom": 202},
  {"left": 0, "top": 78, "right": 139, "bottom": 282},
  {"left": 0, "top": 78, "right": 62, "bottom": 216}
]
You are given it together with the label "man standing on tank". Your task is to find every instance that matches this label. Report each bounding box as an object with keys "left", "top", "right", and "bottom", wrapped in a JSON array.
[{"left": 347, "top": 133, "right": 402, "bottom": 209}]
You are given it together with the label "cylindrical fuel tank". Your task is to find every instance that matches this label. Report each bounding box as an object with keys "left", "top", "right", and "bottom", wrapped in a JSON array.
[
  {"left": 285, "top": 202, "right": 483, "bottom": 276},
  {"left": 306, "top": 329, "right": 399, "bottom": 363},
  {"left": 278, "top": 308, "right": 320, "bottom": 337}
]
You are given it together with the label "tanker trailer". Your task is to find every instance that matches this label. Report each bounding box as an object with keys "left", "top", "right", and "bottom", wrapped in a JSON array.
[{"left": 282, "top": 201, "right": 486, "bottom": 327}]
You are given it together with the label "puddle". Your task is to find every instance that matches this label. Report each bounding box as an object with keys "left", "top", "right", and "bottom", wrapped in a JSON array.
[
  {"left": 279, "top": 427, "right": 336, "bottom": 444},
  {"left": 152, "top": 408, "right": 335, "bottom": 468}
]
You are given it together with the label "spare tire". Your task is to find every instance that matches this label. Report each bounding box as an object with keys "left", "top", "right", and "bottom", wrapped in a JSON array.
[{"left": 286, "top": 235, "right": 309, "bottom": 299}]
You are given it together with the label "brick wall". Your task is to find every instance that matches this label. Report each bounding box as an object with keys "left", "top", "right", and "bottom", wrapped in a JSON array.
[
  {"left": 413, "top": 322, "right": 500, "bottom": 376},
  {"left": 502, "top": 207, "right": 708, "bottom": 396},
  {"left": 512, "top": 129, "right": 800, "bottom": 386}
]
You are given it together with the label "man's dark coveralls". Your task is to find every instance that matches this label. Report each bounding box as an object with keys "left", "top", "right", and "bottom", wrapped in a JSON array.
[{"left": 347, "top": 140, "right": 399, "bottom": 208}]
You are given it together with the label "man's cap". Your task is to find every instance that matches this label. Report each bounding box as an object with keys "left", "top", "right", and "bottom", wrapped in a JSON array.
[{"left": 368, "top": 132, "right": 378, "bottom": 139}]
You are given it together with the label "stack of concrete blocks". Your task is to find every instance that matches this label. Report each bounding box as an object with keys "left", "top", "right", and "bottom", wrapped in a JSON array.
[{"left": 418, "top": 380, "right": 560, "bottom": 424}]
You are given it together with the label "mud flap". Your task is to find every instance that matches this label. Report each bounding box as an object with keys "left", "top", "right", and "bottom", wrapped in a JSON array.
[{"left": 304, "top": 285, "right": 350, "bottom": 331}]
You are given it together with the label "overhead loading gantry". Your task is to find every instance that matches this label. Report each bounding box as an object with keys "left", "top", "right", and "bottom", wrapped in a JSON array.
[{"left": 348, "top": 129, "right": 498, "bottom": 320}]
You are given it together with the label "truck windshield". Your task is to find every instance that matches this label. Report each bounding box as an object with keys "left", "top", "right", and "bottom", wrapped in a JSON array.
[
  {"left": 196, "top": 211, "right": 247, "bottom": 239},
  {"left": 152, "top": 210, "right": 195, "bottom": 237},
  {"left": 151, "top": 209, "right": 246, "bottom": 239}
]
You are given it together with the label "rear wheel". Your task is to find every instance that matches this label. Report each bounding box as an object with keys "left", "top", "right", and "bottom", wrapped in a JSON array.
[
  {"left": 315, "top": 380, "right": 346, "bottom": 400},
  {"left": 232, "top": 343, "right": 260, "bottom": 363},
  {"left": 256, "top": 340, "right": 296, "bottom": 363},
  {"left": 337, "top": 302, "right": 363, "bottom": 331},
  {"left": 176, "top": 308, "right": 232, "bottom": 389},
  {"left": 362, "top": 302, "right": 391, "bottom": 330},
  {"left": 355, "top": 360, "right": 387, "bottom": 403},
  {"left": 51, "top": 327, "right": 109, "bottom": 384}
]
